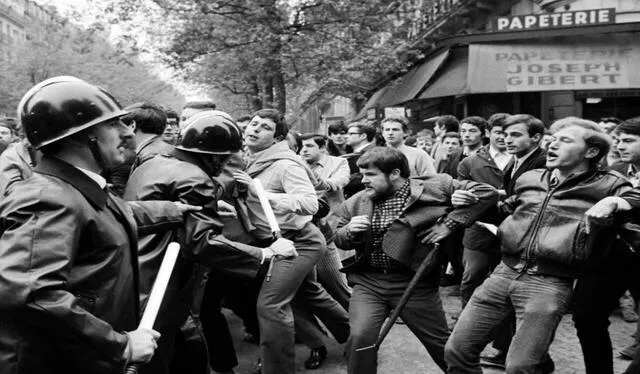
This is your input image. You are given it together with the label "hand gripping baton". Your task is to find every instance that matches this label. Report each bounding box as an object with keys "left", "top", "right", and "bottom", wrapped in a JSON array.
[
  {"left": 355, "top": 242, "right": 443, "bottom": 352},
  {"left": 253, "top": 179, "right": 282, "bottom": 282},
  {"left": 124, "top": 242, "right": 181, "bottom": 374}
]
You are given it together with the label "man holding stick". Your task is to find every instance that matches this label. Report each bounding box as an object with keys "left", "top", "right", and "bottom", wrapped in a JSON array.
[
  {"left": 233, "top": 109, "right": 349, "bottom": 374},
  {"left": 124, "top": 110, "right": 297, "bottom": 374},
  {"left": 334, "top": 147, "right": 498, "bottom": 373},
  {"left": 0, "top": 77, "right": 200, "bottom": 374}
]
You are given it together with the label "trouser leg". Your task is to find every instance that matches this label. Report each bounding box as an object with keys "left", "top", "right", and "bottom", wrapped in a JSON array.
[
  {"left": 257, "top": 223, "right": 326, "bottom": 374},
  {"left": 201, "top": 273, "right": 238, "bottom": 372},
  {"left": 506, "top": 274, "right": 572, "bottom": 374},
  {"left": 293, "top": 304, "right": 326, "bottom": 349},
  {"left": 397, "top": 284, "right": 450, "bottom": 372},
  {"left": 346, "top": 282, "right": 389, "bottom": 374},
  {"left": 294, "top": 265, "right": 350, "bottom": 344},
  {"left": 316, "top": 242, "right": 351, "bottom": 310},
  {"left": 445, "top": 263, "right": 516, "bottom": 374},
  {"left": 460, "top": 249, "right": 498, "bottom": 308},
  {"left": 572, "top": 270, "right": 627, "bottom": 374}
]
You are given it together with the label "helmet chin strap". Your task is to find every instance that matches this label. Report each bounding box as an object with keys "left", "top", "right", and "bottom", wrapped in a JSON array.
[
  {"left": 198, "top": 154, "right": 229, "bottom": 177},
  {"left": 88, "top": 137, "right": 107, "bottom": 175}
]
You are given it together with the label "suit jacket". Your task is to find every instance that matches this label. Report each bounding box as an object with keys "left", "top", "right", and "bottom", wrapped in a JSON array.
[
  {"left": 457, "top": 146, "right": 505, "bottom": 251},
  {"left": 436, "top": 150, "right": 464, "bottom": 178},
  {"left": 334, "top": 175, "right": 498, "bottom": 279},
  {"left": 502, "top": 147, "right": 547, "bottom": 196}
]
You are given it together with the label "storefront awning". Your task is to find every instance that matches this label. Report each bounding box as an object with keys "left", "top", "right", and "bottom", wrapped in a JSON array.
[
  {"left": 419, "top": 47, "right": 469, "bottom": 99},
  {"left": 354, "top": 85, "right": 390, "bottom": 120},
  {"left": 467, "top": 35, "right": 640, "bottom": 93},
  {"left": 354, "top": 49, "right": 450, "bottom": 119},
  {"left": 377, "top": 50, "right": 450, "bottom": 107}
]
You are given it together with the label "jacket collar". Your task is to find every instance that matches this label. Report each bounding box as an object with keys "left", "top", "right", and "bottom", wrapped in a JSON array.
[
  {"left": 170, "top": 148, "right": 210, "bottom": 173},
  {"left": 516, "top": 146, "right": 542, "bottom": 166},
  {"left": 136, "top": 134, "right": 161, "bottom": 154},
  {"left": 406, "top": 178, "right": 424, "bottom": 208},
  {"left": 353, "top": 142, "right": 374, "bottom": 154},
  {"left": 475, "top": 145, "right": 493, "bottom": 161},
  {"left": 245, "top": 141, "right": 317, "bottom": 183},
  {"left": 546, "top": 165, "right": 600, "bottom": 189},
  {"left": 35, "top": 156, "right": 107, "bottom": 209},
  {"left": 315, "top": 154, "right": 329, "bottom": 167},
  {"left": 477, "top": 146, "right": 504, "bottom": 169}
]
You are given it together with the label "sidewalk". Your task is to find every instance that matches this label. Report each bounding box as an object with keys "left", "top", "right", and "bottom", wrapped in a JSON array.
[{"left": 226, "top": 285, "right": 637, "bottom": 373}]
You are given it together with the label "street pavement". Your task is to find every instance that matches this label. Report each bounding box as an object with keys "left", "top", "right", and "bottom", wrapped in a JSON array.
[{"left": 226, "top": 285, "right": 637, "bottom": 374}]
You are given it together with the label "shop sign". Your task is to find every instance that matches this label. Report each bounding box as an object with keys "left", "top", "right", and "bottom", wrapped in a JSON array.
[
  {"left": 384, "top": 107, "right": 405, "bottom": 118},
  {"left": 494, "top": 8, "right": 615, "bottom": 32},
  {"left": 468, "top": 42, "right": 640, "bottom": 93}
]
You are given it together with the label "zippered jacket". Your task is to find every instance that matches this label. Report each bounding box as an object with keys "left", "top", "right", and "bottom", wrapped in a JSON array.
[{"left": 499, "top": 167, "right": 639, "bottom": 278}]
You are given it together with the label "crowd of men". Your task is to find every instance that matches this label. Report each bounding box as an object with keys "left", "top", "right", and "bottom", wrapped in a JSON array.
[{"left": 0, "top": 76, "right": 640, "bottom": 374}]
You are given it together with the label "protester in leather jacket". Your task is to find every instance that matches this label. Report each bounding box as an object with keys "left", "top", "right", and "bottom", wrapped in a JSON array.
[{"left": 446, "top": 117, "right": 640, "bottom": 374}]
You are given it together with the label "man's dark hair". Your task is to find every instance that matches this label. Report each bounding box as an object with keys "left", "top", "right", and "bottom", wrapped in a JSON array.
[
  {"left": 328, "top": 122, "right": 348, "bottom": 135},
  {"left": 164, "top": 107, "right": 179, "bottom": 122},
  {"left": 236, "top": 115, "right": 252, "bottom": 123},
  {"left": 301, "top": 133, "right": 327, "bottom": 148},
  {"left": 286, "top": 131, "right": 302, "bottom": 154},
  {"left": 183, "top": 100, "right": 216, "bottom": 110},
  {"left": 405, "top": 135, "right": 417, "bottom": 147},
  {"left": 348, "top": 122, "right": 376, "bottom": 142},
  {"left": 460, "top": 116, "right": 487, "bottom": 134},
  {"left": 504, "top": 114, "right": 545, "bottom": 137},
  {"left": 615, "top": 117, "right": 640, "bottom": 137},
  {"left": 600, "top": 117, "right": 622, "bottom": 125},
  {"left": 381, "top": 116, "right": 409, "bottom": 132},
  {"left": 417, "top": 129, "right": 435, "bottom": 138},
  {"left": 121, "top": 102, "right": 167, "bottom": 135},
  {"left": 487, "top": 113, "right": 510, "bottom": 131},
  {"left": 0, "top": 117, "right": 17, "bottom": 133},
  {"left": 442, "top": 132, "right": 461, "bottom": 143},
  {"left": 436, "top": 115, "right": 459, "bottom": 133},
  {"left": 357, "top": 146, "right": 410, "bottom": 178},
  {"left": 253, "top": 108, "right": 288, "bottom": 139}
]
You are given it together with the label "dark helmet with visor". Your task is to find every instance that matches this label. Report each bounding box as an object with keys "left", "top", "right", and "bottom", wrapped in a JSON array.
[
  {"left": 18, "top": 76, "right": 128, "bottom": 149},
  {"left": 176, "top": 110, "right": 242, "bottom": 155}
]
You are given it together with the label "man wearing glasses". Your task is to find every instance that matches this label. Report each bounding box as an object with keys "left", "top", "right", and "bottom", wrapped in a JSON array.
[{"left": 343, "top": 122, "right": 377, "bottom": 198}]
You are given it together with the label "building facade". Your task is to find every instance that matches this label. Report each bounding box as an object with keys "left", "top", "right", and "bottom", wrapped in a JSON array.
[
  {"left": 0, "top": 0, "right": 55, "bottom": 60},
  {"left": 358, "top": 0, "right": 640, "bottom": 129}
]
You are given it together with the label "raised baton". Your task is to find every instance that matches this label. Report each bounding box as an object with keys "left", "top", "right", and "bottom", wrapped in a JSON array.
[
  {"left": 124, "top": 242, "right": 181, "bottom": 374},
  {"left": 253, "top": 178, "right": 282, "bottom": 282}
]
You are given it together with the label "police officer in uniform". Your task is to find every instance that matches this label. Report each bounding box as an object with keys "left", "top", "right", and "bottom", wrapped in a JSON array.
[
  {"left": 0, "top": 76, "right": 198, "bottom": 374},
  {"left": 124, "top": 110, "right": 297, "bottom": 374}
]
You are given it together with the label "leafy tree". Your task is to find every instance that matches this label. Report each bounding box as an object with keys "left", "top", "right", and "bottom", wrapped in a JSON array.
[
  {"left": 105, "top": 0, "right": 433, "bottom": 116},
  {"left": 0, "top": 15, "right": 185, "bottom": 116}
]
